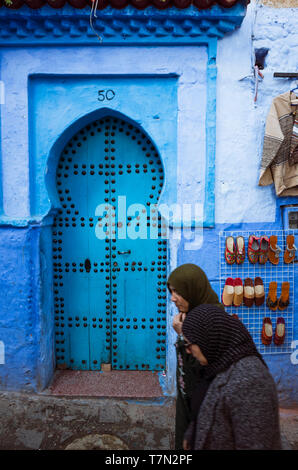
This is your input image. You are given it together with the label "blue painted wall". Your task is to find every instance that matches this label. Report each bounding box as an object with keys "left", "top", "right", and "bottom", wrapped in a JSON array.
[{"left": 0, "top": 224, "right": 55, "bottom": 391}]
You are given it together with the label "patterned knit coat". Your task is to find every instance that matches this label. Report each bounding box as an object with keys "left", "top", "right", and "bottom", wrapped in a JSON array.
[{"left": 184, "top": 355, "right": 282, "bottom": 450}]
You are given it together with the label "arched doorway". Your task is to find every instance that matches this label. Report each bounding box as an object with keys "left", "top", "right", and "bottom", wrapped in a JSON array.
[{"left": 52, "top": 115, "right": 167, "bottom": 371}]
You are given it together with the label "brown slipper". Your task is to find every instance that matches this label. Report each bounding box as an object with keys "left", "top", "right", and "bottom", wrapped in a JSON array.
[
  {"left": 261, "top": 317, "right": 273, "bottom": 346},
  {"left": 268, "top": 235, "right": 281, "bottom": 265},
  {"left": 266, "top": 281, "right": 278, "bottom": 311},
  {"left": 233, "top": 278, "right": 243, "bottom": 307},
  {"left": 259, "top": 236, "right": 269, "bottom": 265},
  {"left": 243, "top": 278, "right": 254, "bottom": 307},
  {"left": 284, "top": 235, "right": 296, "bottom": 264},
  {"left": 254, "top": 277, "right": 265, "bottom": 307},
  {"left": 278, "top": 282, "right": 290, "bottom": 311},
  {"left": 274, "top": 318, "right": 285, "bottom": 346}
]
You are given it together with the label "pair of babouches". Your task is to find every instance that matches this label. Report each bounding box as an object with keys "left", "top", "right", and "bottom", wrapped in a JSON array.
[
  {"left": 222, "top": 278, "right": 290, "bottom": 310},
  {"left": 225, "top": 234, "right": 296, "bottom": 265},
  {"left": 261, "top": 317, "right": 285, "bottom": 346},
  {"left": 222, "top": 277, "right": 265, "bottom": 307}
]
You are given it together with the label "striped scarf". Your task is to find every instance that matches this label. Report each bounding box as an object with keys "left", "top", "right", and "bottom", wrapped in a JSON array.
[{"left": 182, "top": 304, "right": 266, "bottom": 380}]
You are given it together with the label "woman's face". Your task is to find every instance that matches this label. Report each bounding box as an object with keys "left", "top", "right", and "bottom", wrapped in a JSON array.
[
  {"left": 183, "top": 336, "right": 208, "bottom": 366},
  {"left": 169, "top": 285, "right": 189, "bottom": 313}
]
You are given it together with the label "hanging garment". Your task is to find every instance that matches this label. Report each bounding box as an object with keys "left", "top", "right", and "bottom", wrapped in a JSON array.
[
  {"left": 259, "top": 91, "right": 298, "bottom": 196},
  {"left": 290, "top": 106, "right": 298, "bottom": 165}
]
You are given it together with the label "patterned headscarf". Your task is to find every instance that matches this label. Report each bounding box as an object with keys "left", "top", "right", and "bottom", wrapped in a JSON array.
[
  {"left": 182, "top": 304, "right": 267, "bottom": 380},
  {"left": 167, "top": 264, "right": 223, "bottom": 312}
]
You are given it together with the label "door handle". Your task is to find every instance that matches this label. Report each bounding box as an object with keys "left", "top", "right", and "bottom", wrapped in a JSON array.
[
  {"left": 117, "top": 250, "right": 131, "bottom": 255},
  {"left": 84, "top": 258, "right": 91, "bottom": 272}
]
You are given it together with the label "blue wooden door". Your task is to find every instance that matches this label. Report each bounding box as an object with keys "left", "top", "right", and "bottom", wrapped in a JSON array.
[{"left": 53, "top": 116, "right": 167, "bottom": 371}]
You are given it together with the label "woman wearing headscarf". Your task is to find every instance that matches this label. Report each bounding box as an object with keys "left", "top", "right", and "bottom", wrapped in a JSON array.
[
  {"left": 182, "top": 304, "right": 281, "bottom": 450},
  {"left": 167, "top": 264, "right": 223, "bottom": 449}
]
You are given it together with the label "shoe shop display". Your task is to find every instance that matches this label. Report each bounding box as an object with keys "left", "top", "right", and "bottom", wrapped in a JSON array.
[{"left": 222, "top": 231, "right": 293, "bottom": 350}]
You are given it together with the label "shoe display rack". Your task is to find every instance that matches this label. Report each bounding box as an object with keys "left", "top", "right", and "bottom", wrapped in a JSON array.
[{"left": 219, "top": 229, "right": 295, "bottom": 355}]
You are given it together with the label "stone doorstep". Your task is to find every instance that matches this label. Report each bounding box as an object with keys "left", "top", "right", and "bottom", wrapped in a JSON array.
[
  {"left": 0, "top": 370, "right": 174, "bottom": 450},
  {"left": 41, "top": 369, "right": 165, "bottom": 398}
]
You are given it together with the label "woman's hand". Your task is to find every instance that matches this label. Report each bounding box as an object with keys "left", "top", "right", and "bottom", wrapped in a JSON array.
[
  {"left": 183, "top": 439, "right": 191, "bottom": 451},
  {"left": 172, "top": 312, "right": 184, "bottom": 335}
]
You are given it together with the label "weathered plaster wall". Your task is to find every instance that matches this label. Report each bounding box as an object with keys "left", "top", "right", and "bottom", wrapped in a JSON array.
[{"left": 0, "top": 224, "right": 55, "bottom": 392}]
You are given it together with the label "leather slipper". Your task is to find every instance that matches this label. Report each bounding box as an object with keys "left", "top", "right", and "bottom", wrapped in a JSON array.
[
  {"left": 284, "top": 235, "right": 297, "bottom": 264},
  {"left": 261, "top": 317, "right": 273, "bottom": 346},
  {"left": 243, "top": 278, "right": 254, "bottom": 307},
  {"left": 225, "top": 237, "right": 236, "bottom": 265},
  {"left": 233, "top": 278, "right": 243, "bottom": 307},
  {"left": 248, "top": 235, "right": 260, "bottom": 264},
  {"left": 274, "top": 317, "right": 285, "bottom": 346},
  {"left": 268, "top": 235, "right": 281, "bottom": 265},
  {"left": 259, "top": 235, "right": 269, "bottom": 264},
  {"left": 236, "top": 236, "right": 245, "bottom": 265},
  {"left": 222, "top": 278, "right": 234, "bottom": 307},
  {"left": 254, "top": 277, "right": 265, "bottom": 306},
  {"left": 266, "top": 281, "right": 278, "bottom": 311},
  {"left": 278, "top": 282, "right": 290, "bottom": 311}
]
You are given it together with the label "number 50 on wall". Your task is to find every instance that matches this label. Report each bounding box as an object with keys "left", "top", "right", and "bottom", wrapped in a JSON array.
[{"left": 98, "top": 90, "right": 116, "bottom": 102}]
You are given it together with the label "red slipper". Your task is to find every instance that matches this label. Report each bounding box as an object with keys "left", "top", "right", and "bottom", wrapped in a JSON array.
[
  {"left": 222, "top": 278, "right": 234, "bottom": 307},
  {"left": 225, "top": 237, "right": 236, "bottom": 265},
  {"left": 248, "top": 235, "right": 260, "bottom": 264}
]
